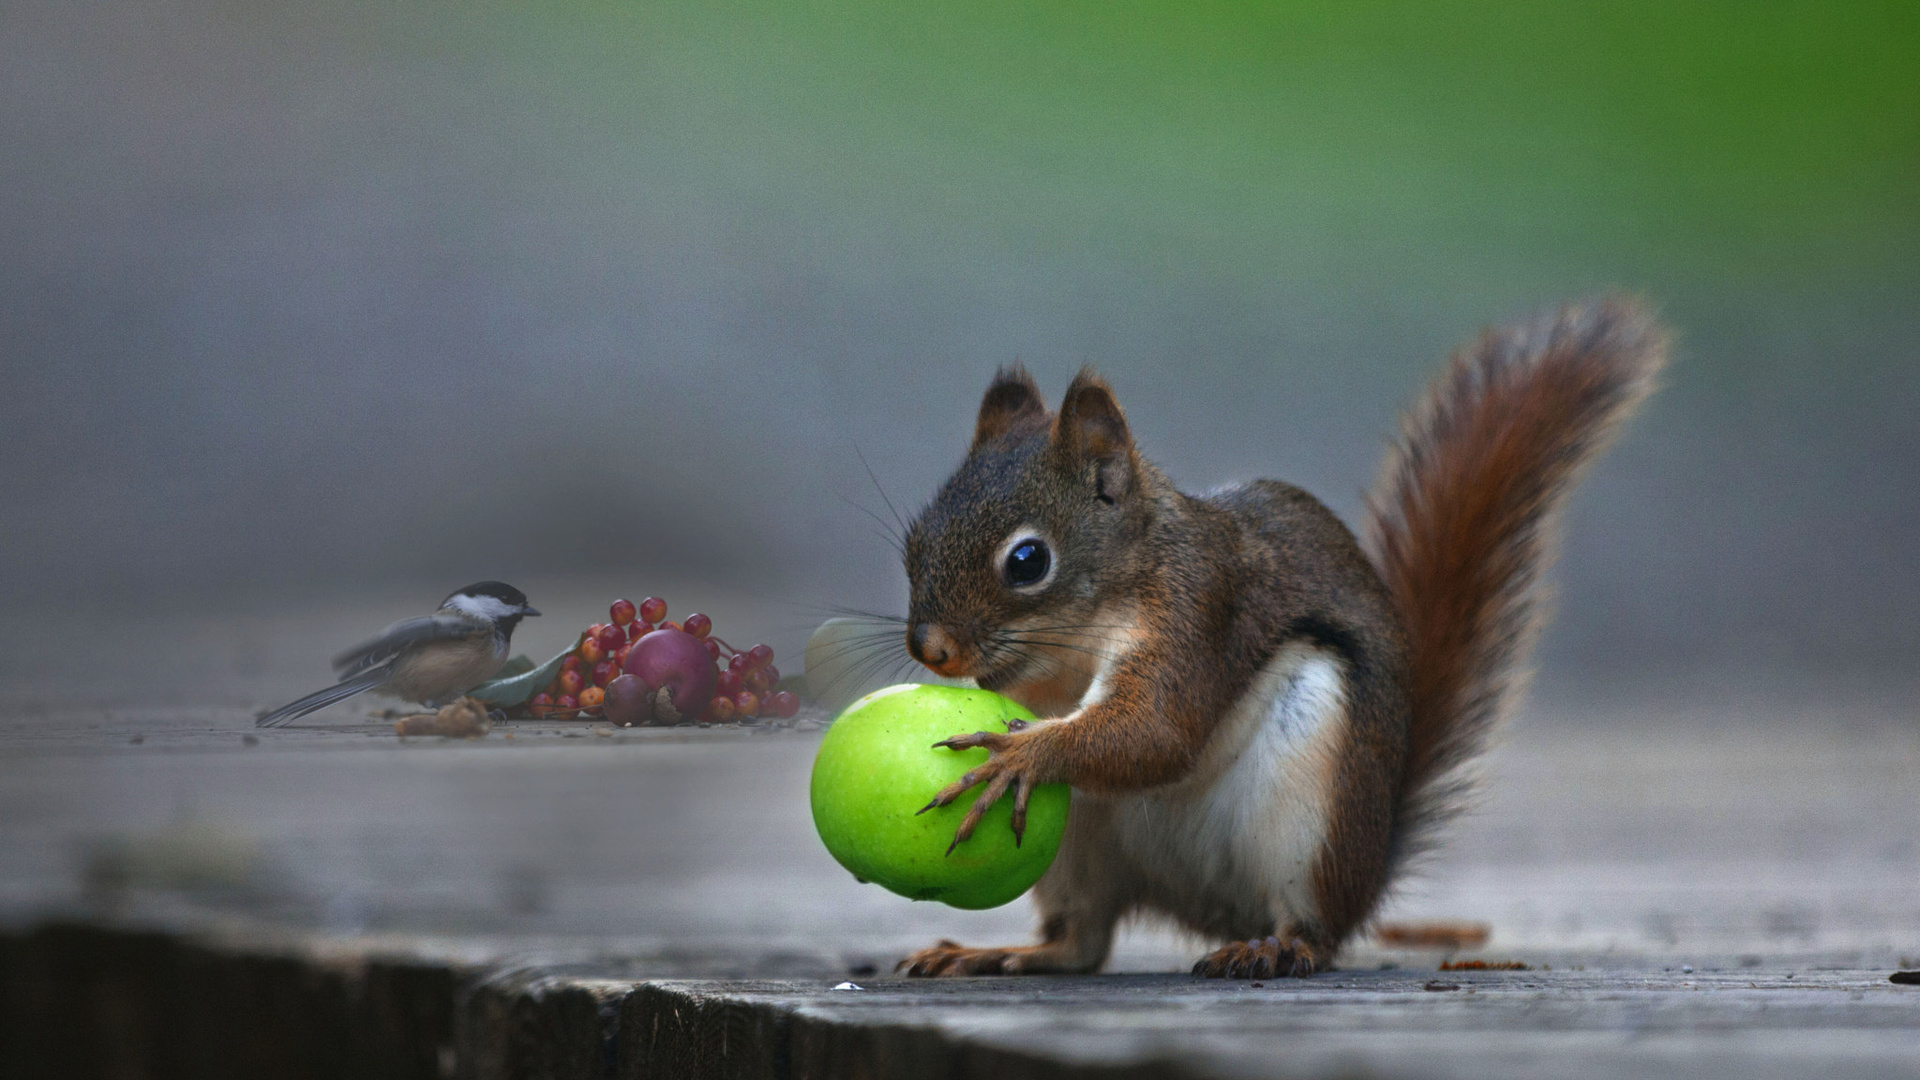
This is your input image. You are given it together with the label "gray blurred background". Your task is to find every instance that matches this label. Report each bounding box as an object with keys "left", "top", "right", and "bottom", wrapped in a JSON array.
[{"left": 3, "top": 0, "right": 1916, "bottom": 708}]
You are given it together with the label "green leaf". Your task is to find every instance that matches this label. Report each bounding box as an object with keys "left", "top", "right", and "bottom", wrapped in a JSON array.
[
  {"left": 468, "top": 647, "right": 573, "bottom": 706},
  {"left": 494, "top": 654, "right": 538, "bottom": 679}
]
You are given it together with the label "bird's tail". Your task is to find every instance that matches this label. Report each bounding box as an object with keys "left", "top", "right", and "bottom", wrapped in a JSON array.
[
  {"left": 1365, "top": 297, "right": 1666, "bottom": 870},
  {"left": 255, "top": 670, "right": 388, "bottom": 728}
]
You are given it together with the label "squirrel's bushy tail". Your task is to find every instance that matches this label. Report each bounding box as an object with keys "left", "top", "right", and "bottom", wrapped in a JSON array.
[{"left": 1365, "top": 297, "right": 1665, "bottom": 869}]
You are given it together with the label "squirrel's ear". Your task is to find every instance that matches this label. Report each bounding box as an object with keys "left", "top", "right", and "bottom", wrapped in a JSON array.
[
  {"left": 973, "top": 365, "right": 1048, "bottom": 448},
  {"left": 1053, "top": 368, "right": 1137, "bottom": 503}
]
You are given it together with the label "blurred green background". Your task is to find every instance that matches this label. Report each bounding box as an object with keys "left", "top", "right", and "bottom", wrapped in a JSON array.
[{"left": 2, "top": 0, "right": 1915, "bottom": 698}]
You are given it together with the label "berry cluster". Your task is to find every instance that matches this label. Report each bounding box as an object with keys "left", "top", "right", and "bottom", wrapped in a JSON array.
[
  {"left": 527, "top": 597, "right": 798, "bottom": 724},
  {"left": 711, "top": 639, "right": 794, "bottom": 723}
]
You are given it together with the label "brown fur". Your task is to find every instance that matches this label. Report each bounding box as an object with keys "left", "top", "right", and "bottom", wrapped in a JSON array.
[
  {"left": 1366, "top": 297, "right": 1666, "bottom": 872},
  {"left": 897, "top": 298, "right": 1664, "bottom": 977}
]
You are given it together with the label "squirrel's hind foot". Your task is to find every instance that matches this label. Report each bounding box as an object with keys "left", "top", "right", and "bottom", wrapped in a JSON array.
[{"left": 1192, "top": 936, "right": 1318, "bottom": 979}]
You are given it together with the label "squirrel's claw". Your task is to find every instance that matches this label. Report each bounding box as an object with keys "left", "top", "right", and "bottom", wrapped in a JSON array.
[
  {"left": 915, "top": 767, "right": 978, "bottom": 815},
  {"left": 945, "top": 770, "right": 1015, "bottom": 853},
  {"left": 1009, "top": 776, "right": 1034, "bottom": 845},
  {"left": 931, "top": 730, "right": 1010, "bottom": 752}
]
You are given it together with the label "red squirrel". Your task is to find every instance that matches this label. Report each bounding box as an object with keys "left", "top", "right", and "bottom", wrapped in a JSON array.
[{"left": 895, "top": 297, "right": 1665, "bottom": 978}]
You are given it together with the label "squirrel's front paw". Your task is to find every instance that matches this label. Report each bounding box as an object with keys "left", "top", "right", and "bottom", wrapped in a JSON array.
[
  {"left": 898, "top": 940, "right": 1030, "bottom": 977},
  {"left": 1192, "top": 936, "right": 1319, "bottom": 979},
  {"left": 917, "top": 726, "right": 1052, "bottom": 851}
]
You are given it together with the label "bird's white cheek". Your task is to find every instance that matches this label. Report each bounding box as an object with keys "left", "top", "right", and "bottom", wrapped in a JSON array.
[{"left": 448, "top": 595, "right": 517, "bottom": 621}]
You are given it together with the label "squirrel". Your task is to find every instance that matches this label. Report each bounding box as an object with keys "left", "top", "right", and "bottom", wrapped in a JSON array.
[{"left": 894, "top": 297, "right": 1665, "bottom": 978}]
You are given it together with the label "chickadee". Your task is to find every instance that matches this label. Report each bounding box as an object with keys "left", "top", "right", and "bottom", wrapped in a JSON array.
[{"left": 255, "top": 581, "right": 540, "bottom": 728}]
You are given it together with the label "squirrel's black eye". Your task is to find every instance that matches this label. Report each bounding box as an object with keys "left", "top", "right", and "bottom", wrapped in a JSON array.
[{"left": 1004, "top": 539, "right": 1051, "bottom": 587}]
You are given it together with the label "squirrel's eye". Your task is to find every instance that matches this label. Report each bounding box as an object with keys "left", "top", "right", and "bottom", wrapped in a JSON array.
[{"left": 1004, "top": 539, "right": 1051, "bottom": 587}]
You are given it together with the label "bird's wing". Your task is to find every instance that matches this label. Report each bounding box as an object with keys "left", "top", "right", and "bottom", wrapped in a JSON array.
[{"left": 331, "top": 614, "right": 485, "bottom": 679}]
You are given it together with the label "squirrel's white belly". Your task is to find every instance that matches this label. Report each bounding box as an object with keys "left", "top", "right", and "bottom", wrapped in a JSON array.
[{"left": 1104, "top": 641, "right": 1348, "bottom": 938}]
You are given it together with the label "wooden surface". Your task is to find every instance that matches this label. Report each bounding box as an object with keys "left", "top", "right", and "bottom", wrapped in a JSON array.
[{"left": 1, "top": 598, "right": 1917, "bottom": 1077}]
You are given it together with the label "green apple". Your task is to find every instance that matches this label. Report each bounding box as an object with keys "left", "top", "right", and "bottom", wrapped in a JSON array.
[{"left": 809, "top": 683, "right": 1070, "bottom": 910}]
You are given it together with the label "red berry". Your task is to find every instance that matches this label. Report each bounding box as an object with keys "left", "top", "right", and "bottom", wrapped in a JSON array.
[
  {"left": 716, "top": 670, "right": 743, "bottom": 698},
  {"left": 728, "top": 653, "right": 751, "bottom": 674},
  {"left": 746, "top": 643, "right": 774, "bottom": 669},
  {"left": 704, "top": 639, "right": 721, "bottom": 661},
  {"left": 639, "top": 597, "right": 667, "bottom": 624},
  {"left": 734, "top": 690, "right": 760, "bottom": 717},
  {"left": 529, "top": 692, "right": 554, "bottom": 708},
  {"left": 587, "top": 623, "right": 607, "bottom": 640},
  {"left": 561, "top": 656, "right": 584, "bottom": 674},
  {"left": 558, "top": 669, "right": 586, "bottom": 696},
  {"left": 614, "top": 644, "right": 632, "bottom": 667},
  {"left": 596, "top": 624, "right": 626, "bottom": 652},
  {"left": 683, "top": 613, "right": 712, "bottom": 639},
  {"left": 743, "top": 668, "right": 772, "bottom": 695},
  {"left": 579, "top": 637, "right": 606, "bottom": 664},
  {"left": 591, "top": 659, "right": 619, "bottom": 687},
  {"left": 762, "top": 663, "right": 780, "bottom": 687},
  {"left": 767, "top": 690, "right": 800, "bottom": 719},
  {"left": 610, "top": 599, "right": 637, "bottom": 627},
  {"left": 556, "top": 694, "right": 579, "bottom": 710},
  {"left": 660, "top": 620, "right": 682, "bottom": 634},
  {"left": 578, "top": 686, "right": 605, "bottom": 708},
  {"left": 708, "top": 696, "right": 737, "bottom": 723},
  {"left": 629, "top": 621, "right": 654, "bottom": 642}
]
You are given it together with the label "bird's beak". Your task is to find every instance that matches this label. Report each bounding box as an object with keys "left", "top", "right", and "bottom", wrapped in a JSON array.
[{"left": 521, "top": 605, "right": 541, "bottom": 617}]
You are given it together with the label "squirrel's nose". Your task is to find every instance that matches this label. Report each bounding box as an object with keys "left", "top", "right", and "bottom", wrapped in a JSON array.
[{"left": 907, "top": 622, "right": 960, "bottom": 673}]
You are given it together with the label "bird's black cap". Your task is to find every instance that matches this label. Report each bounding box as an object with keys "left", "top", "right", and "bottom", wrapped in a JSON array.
[{"left": 446, "top": 580, "right": 536, "bottom": 613}]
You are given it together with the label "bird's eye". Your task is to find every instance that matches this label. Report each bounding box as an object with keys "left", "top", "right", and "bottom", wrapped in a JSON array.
[{"left": 1004, "top": 539, "right": 1051, "bottom": 588}]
